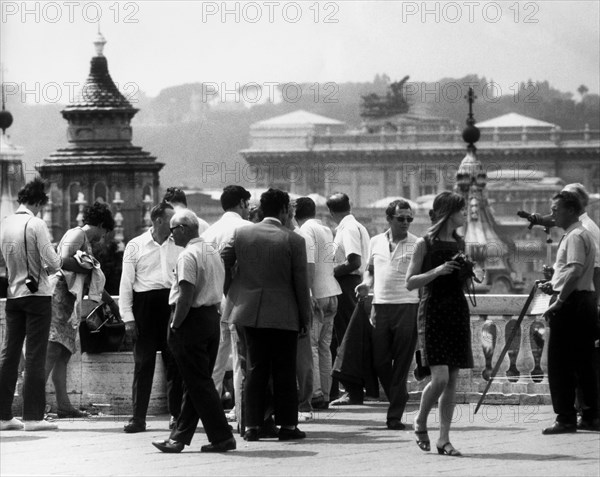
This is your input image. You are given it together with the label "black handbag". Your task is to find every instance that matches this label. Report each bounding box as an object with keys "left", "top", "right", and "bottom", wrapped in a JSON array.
[{"left": 80, "top": 302, "right": 126, "bottom": 353}]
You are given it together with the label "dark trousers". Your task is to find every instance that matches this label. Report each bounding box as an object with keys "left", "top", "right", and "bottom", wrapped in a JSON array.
[
  {"left": 331, "top": 274, "right": 364, "bottom": 401},
  {"left": 371, "top": 303, "right": 418, "bottom": 422},
  {"left": 548, "top": 291, "right": 598, "bottom": 424},
  {"left": 169, "top": 305, "right": 232, "bottom": 445},
  {"left": 131, "top": 289, "right": 182, "bottom": 424},
  {"left": 244, "top": 326, "right": 298, "bottom": 428},
  {"left": 0, "top": 296, "right": 52, "bottom": 421}
]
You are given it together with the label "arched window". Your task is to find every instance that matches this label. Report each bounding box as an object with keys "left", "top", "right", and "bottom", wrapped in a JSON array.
[
  {"left": 69, "top": 182, "right": 82, "bottom": 227},
  {"left": 93, "top": 182, "right": 107, "bottom": 204}
]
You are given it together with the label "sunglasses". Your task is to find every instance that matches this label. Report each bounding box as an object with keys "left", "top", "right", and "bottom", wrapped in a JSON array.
[
  {"left": 169, "top": 224, "right": 187, "bottom": 233},
  {"left": 392, "top": 216, "right": 414, "bottom": 223}
]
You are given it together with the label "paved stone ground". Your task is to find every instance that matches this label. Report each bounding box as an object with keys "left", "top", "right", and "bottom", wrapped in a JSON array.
[{"left": 1, "top": 402, "right": 598, "bottom": 477}]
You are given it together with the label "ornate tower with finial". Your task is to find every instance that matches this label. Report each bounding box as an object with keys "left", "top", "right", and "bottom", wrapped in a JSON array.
[
  {"left": 37, "top": 33, "right": 164, "bottom": 242},
  {"left": 455, "top": 88, "right": 522, "bottom": 293}
]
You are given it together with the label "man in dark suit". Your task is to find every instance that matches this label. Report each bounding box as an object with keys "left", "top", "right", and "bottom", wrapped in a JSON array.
[{"left": 221, "top": 188, "right": 311, "bottom": 442}]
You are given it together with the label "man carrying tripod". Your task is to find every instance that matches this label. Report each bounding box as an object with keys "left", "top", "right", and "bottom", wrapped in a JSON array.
[{"left": 540, "top": 190, "right": 598, "bottom": 434}]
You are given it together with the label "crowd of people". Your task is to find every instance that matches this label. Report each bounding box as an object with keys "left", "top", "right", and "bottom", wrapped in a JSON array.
[{"left": 0, "top": 178, "right": 598, "bottom": 456}]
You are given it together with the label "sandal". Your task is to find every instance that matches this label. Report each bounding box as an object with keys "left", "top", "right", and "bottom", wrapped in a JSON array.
[
  {"left": 414, "top": 417, "right": 430, "bottom": 452},
  {"left": 436, "top": 442, "right": 462, "bottom": 457}
]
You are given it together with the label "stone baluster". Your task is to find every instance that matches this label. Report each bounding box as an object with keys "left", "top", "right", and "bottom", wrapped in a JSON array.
[
  {"left": 521, "top": 126, "right": 528, "bottom": 144},
  {"left": 493, "top": 127, "right": 499, "bottom": 145},
  {"left": 488, "top": 315, "right": 511, "bottom": 393},
  {"left": 75, "top": 192, "right": 87, "bottom": 227},
  {"left": 584, "top": 123, "right": 590, "bottom": 142},
  {"left": 470, "top": 314, "right": 487, "bottom": 383},
  {"left": 514, "top": 315, "right": 536, "bottom": 391},
  {"left": 142, "top": 194, "right": 153, "bottom": 232},
  {"left": 112, "top": 191, "right": 125, "bottom": 252},
  {"left": 43, "top": 198, "right": 53, "bottom": 242}
]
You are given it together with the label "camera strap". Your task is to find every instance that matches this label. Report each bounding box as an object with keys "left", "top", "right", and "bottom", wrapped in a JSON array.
[{"left": 16, "top": 213, "right": 40, "bottom": 289}]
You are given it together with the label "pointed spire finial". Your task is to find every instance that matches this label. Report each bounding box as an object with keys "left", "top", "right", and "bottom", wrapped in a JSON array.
[{"left": 94, "top": 29, "right": 107, "bottom": 57}]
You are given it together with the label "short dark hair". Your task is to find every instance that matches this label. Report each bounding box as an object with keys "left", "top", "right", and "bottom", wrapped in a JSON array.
[
  {"left": 260, "top": 188, "right": 289, "bottom": 218},
  {"left": 220, "top": 185, "right": 251, "bottom": 211},
  {"left": 553, "top": 191, "right": 583, "bottom": 215},
  {"left": 150, "top": 202, "right": 174, "bottom": 222},
  {"left": 163, "top": 187, "right": 187, "bottom": 206},
  {"left": 326, "top": 192, "right": 351, "bottom": 214},
  {"left": 17, "top": 178, "right": 49, "bottom": 207},
  {"left": 386, "top": 199, "right": 412, "bottom": 219},
  {"left": 83, "top": 202, "right": 115, "bottom": 231},
  {"left": 295, "top": 197, "right": 316, "bottom": 221}
]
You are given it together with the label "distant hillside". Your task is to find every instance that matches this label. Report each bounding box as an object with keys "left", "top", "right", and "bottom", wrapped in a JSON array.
[{"left": 6, "top": 75, "right": 598, "bottom": 189}]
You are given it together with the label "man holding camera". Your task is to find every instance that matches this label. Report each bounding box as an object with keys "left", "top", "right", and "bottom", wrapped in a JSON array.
[
  {"left": 541, "top": 191, "right": 598, "bottom": 434},
  {"left": 0, "top": 178, "right": 62, "bottom": 431}
]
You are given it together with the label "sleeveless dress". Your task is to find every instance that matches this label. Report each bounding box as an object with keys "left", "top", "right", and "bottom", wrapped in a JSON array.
[
  {"left": 416, "top": 237, "right": 474, "bottom": 369},
  {"left": 49, "top": 228, "right": 92, "bottom": 354}
]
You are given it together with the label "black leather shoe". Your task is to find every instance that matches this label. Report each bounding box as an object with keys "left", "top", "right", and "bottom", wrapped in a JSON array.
[
  {"left": 542, "top": 422, "right": 577, "bottom": 435},
  {"left": 386, "top": 419, "right": 406, "bottom": 430},
  {"left": 201, "top": 436, "right": 236, "bottom": 453},
  {"left": 278, "top": 427, "right": 306, "bottom": 441},
  {"left": 243, "top": 428, "right": 260, "bottom": 441},
  {"left": 577, "top": 417, "right": 600, "bottom": 431},
  {"left": 152, "top": 439, "right": 184, "bottom": 453},
  {"left": 124, "top": 421, "right": 146, "bottom": 433},
  {"left": 258, "top": 420, "right": 279, "bottom": 439}
]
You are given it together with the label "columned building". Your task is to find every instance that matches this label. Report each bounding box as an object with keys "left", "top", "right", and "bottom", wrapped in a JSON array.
[
  {"left": 241, "top": 108, "right": 599, "bottom": 291},
  {"left": 38, "top": 33, "right": 163, "bottom": 243}
]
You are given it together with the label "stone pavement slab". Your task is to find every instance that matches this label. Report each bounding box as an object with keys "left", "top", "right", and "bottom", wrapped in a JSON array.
[{"left": 1, "top": 403, "right": 598, "bottom": 477}]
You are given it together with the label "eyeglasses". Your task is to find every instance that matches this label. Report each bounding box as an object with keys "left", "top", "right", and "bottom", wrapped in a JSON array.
[
  {"left": 169, "top": 224, "right": 187, "bottom": 233},
  {"left": 392, "top": 216, "right": 413, "bottom": 223}
]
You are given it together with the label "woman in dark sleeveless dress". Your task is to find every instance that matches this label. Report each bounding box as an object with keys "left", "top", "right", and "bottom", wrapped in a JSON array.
[{"left": 406, "top": 191, "right": 474, "bottom": 457}]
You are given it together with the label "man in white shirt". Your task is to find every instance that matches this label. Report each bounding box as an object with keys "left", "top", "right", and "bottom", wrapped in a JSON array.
[
  {"left": 201, "top": 185, "right": 251, "bottom": 423},
  {"left": 152, "top": 209, "right": 235, "bottom": 453},
  {"left": 0, "top": 178, "right": 62, "bottom": 432},
  {"left": 296, "top": 197, "right": 341, "bottom": 410},
  {"left": 326, "top": 192, "right": 370, "bottom": 406},
  {"left": 120, "top": 202, "right": 183, "bottom": 433},
  {"left": 561, "top": 183, "right": 600, "bottom": 430},
  {"left": 355, "top": 200, "right": 420, "bottom": 430},
  {"left": 541, "top": 191, "right": 598, "bottom": 434}
]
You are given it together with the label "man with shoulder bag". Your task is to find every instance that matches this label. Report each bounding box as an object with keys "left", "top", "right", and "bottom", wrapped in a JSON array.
[{"left": 0, "top": 178, "right": 62, "bottom": 431}]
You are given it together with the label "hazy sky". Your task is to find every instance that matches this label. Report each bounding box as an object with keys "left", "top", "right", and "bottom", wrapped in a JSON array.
[{"left": 1, "top": 0, "right": 599, "bottom": 104}]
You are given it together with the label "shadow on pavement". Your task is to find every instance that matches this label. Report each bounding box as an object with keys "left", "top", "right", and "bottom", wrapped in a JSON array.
[{"left": 464, "top": 452, "right": 593, "bottom": 461}]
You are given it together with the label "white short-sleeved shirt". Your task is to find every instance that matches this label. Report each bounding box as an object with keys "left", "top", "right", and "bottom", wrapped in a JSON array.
[
  {"left": 295, "top": 227, "right": 316, "bottom": 265},
  {"left": 369, "top": 230, "right": 420, "bottom": 304},
  {"left": 333, "top": 214, "right": 370, "bottom": 276},
  {"left": 300, "top": 219, "right": 341, "bottom": 299},
  {"left": 169, "top": 237, "right": 224, "bottom": 307},
  {"left": 551, "top": 221, "right": 596, "bottom": 293},
  {"left": 580, "top": 212, "right": 600, "bottom": 269}
]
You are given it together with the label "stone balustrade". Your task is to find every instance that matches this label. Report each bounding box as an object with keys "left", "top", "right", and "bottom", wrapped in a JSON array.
[
  {"left": 310, "top": 127, "right": 600, "bottom": 151},
  {"left": 0, "top": 294, "right": 550, "bottom": 415}
]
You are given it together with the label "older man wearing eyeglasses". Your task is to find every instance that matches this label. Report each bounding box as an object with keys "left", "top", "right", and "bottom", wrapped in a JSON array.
[{"left": 355, "top": 199, "right": 420, "bottom": 430}]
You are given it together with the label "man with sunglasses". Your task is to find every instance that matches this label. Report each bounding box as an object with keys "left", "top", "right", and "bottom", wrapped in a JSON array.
[{"left": 355, "top": 199, "right": 420, "bottom": 430}]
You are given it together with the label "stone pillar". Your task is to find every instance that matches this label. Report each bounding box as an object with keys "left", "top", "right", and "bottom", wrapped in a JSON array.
[
  {"left": 351, "top": 169, "right": 359, "bottom": 206},
  {"left": 409, "top": 171, "right": 419, "bottom": 200}
]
